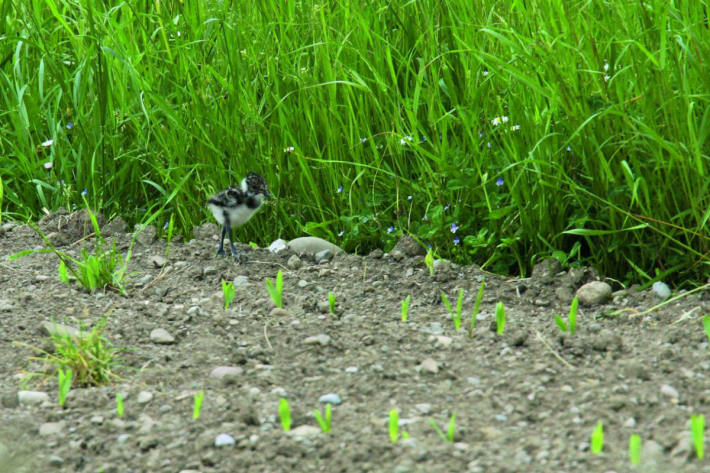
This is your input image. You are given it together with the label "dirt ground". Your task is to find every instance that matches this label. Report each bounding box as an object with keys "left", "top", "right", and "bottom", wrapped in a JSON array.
[{"left": 1, "top": 211, "right": 710, "bottom": 473}]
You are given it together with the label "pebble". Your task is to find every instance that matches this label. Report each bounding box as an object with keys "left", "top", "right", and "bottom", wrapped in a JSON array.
[
  {"left": 415, "top": 403, "right": 432, "bottom": 414},
  {"left": 137, "top": 391, "right": 153, "bottom": 404},
  {"left": 660, "top": 384, "right": 679, "bottom": 401},
  {"left": 149, "top": 328, "right": 175, "bottom": 344},
  {"left": 209, "top": 366, "right": 243, "bottom": 384},
  {"left": 270, "top": 307, "right": 291, "bottom": 317},
  {"left": 214, "top": 433, "right": 235, "bottom": 447},
  {"left": 288, "top": 425, "right": 321, "bottom": 441},
  {"left": 314, "top": 249, "right": 333, "bottom": 264},
  {"left": 288, "top": 237, "right": 344, "bottom": 257},
  {"left": 318, "top": 393, "right": 342, "bottom": 405},
  {"left": 287, "top": 255, "right": 302, "bottom": 269},
  {"left": 39, "top": 422, "right": 64, "bottom": 436},
  {"left": 0, "top": 299, "right": 13, "bottom": 312},
  {"left": 345, "top": 366, "right": 358, "bottom": 373},
  {"left": 269, "top": 239, "right": 288, "bottom": 253},
  {"left": 531, "top": 257, "right": 563, "bottom": 280},
  {"left": 233, "top": 275, "right": 249, "bottom": 287},
  {"left": 419, "top": 358, "right": 439, "bottom": 374},
  {"left": 117, "top": 434, "right": 131, "bottom": 444},
  {"left": 91, "top": 415, "right": 105, "bottom": 424},
  {"left": 41, "top": 321, "right": 80, "bottom": 339},
  {"left": 304, "top": 334, "right": 331, "bottom": 346},
  {"left": 576, "top": 281, "right": 612, "bottom": 306},
  {"left": 48, "top": 455, "right": 64, "bottom": 467},
  {"left": 392, "top": 235, "right": 426, "bottom": 256},
  {"left": 18, "top": 390, "right": 49, "bottom": 405},
  {"left": 652, "top": 281, "right": 671, "bottom": 299},
  {"left": 149, "top": 255, "right": 167, "bottom": 268}
]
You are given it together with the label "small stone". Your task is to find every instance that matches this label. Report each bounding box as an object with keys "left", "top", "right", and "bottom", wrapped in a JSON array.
[
  {"left": 270, "top": 307, "right": 291, "bottom": 317},
  {"left": 392, "top": 235, "right": 426, "bottom": 257},
  {"left": 576, "top": 281, "right": 612, "bottom": 306},
  {"left": 345, "top": 366, "right": 358, "bottom": 374},
  {"left": 480, "top": 426, "right": 503, "bottom": 440},
  {"left": 150, "top": 328, "right": 175, "bottom": 344},
  {"left": 435, "top": 336, "right": 452, "bottom": 347},
  {"left": 210, "top": 366, "right": 243, "bottom": 384},
  {"left": 304, "top": 334, "right": 331, "bottom": 346},
  {"left": 117, "top": 434, "right": 131, "bottom": 445},
  {"left": 103, "top": 217, "right": 127, "bottom": 235},
  {"left": 134, "top": 224, "right": 157, "bottom": 246},
  {"left": 288, "top": 425, "right": 321, "bottom": 441},
  {"left": 0, "top": 299, "right": 13, "bottom": 312},
  {"left": 314, "top": 249, "right": 334, "bottom": 264},
  {"left": 48, "top": 455, "right": 64, "bottom": 467},
  {"left": 41, "top": 321, "right": 80, "bottom": 339},
  {"left": 139, "top": 436, "right": 158, "bottom": 451},
  {"left": 90, "top": 415, "right": 104, "bottom": 424},
  {"left": 269, "top": 239, "right": 288, "bottom": 254},
  {"left": 660, "top": 384, "right": 679, "bottom": 401},
  {"left": 214, "top": 433, "right": 235, "bottom": 447},
  {"left": 432, "top": 258, "right": 452, "bottom": 272},
  {"left": 288, "top": 237, "right": 344, "bottom": 257},
  {"left": 39, "top": 422, "right": 64, "bottom": 436},
  {"left": 232, "top": 275, "right": 249, "bottom": 287},
  {"left": 137, "top": 391, "right": 153, "bottom": 404},
  {"left": 369, "top": 249, "right": 384, "bottom": 259},
  {"left": 317, "top": 301, "right": 331, "bottom": 313},
  {"left": 286, "top": 255, "right": 302, "bottom": 270},
  {"left": 415, "top": 403, "right": 432, "bottom": 414},
  {"left": 419, "top": 358, "right": 439, "bottom": 374},
  {"left": 652, "top": 281, "right": 671, "bottom": 300},
  {"left": 149, "top": 255, "right": 167, "bottom": 268},
  {"left": 18, "top": 390, "right": 49, "bottom": 405},
  {"left": 318, "top": 393, "right": 342, "bottom": 405},
  {"left": 531, "top": 257, "right": 562, "bottom": 281}
]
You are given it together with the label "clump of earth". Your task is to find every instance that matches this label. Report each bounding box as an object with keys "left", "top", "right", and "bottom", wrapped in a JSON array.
[{"left": 1, "top": 212, "right": 709, "bottom": 473}]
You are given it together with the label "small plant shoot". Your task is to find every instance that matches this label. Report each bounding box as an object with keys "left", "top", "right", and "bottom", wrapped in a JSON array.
[
  {"left": 429, "top": 412, "right": 456, "bottom": 442},
  {"left": 469, "top": 279, "right": 485, "bottom": 337},
  {"left": 193, "top": 390, "right": 205, "bottom": 420},
  {"left": 116, "top": 392, "right": 124, "bottom": 418},
  {"left": 401, "top": 295, "right": 411, "bottom": 322},
  {"left": 57, "top": 368, "right": 72, "bottom": 408},
  {"left": 314, "top": 403, "right": 332, "bottom": 433},
  {"left": 691, "top": 414, "right": 705, "bottom": 460},
  {"left": 388, "top": 409, "right": 399, "bottom": 443},
  {"left": 279, "top": 398, "right": 292, "bottom": 431},
  {"left": 425, "top": 249, "right": 434, "bottom": 277},
  {"left": 328, "top": 291, "right": 336, "bottom": 314},
  {"left": 591, "top": 422, "right": 604, "bottom": 454},
  {"left": 495, "top": 302, "right": 506, "bottom": 335},
  {"left": 703, "top": 315, "right": 710, "bottom": 344},
  {"left": 222, "top": 279, "right": 235, "bottom": 310},
  {"left": 629, "top": 434, "right": 641, "bottom": 465},
  {"left": 266, "top": 270, "right": 284, "bottom": 308},
  {"left": 554, "top": 296, "right": 579, "bottom": 335}
]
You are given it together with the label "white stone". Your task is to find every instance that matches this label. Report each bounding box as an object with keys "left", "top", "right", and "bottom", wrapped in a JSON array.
[
  {"left": 18, "top": 390, "right": 49, "bottom": 405},
  {"left": 268, "top": 239, "right": 288, "bottom": 253},
  {"left": 214, "top": 433, "right": 235, "bottom": 447},
  {"left": 149, "top": 328, "right": 175, "bottom": 344},
  {"left": 652, "top": 281, "right": 671, "bottom": 300},
  {"left": 318, "top": 393, "right": 341, "bottom": 405}
]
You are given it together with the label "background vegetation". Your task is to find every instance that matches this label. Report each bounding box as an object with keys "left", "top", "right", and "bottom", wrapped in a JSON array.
[{"left": 1, "top": 0, "right": 708, "bottom": 284}]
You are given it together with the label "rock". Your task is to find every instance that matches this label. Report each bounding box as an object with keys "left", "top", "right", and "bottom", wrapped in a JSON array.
[
  {"left": 103, "top": 217, "right": 127, "bottom": 235},
  {"left": 391, "top": 235, "right": 426, "bottom": 257},
  {"left": 288, "top": 425, "right": 321, "bottom": 441},
  {"left": 48, "top": 455, "right": 64, "bottom": 467},
  {"left": 288, "top": 237, "right": 344, "bottom": 257},
  {"left": 210, "top": 366, "right": 243, "bottom": 385},
  {"left": 117, "top": 434, "right": 131, "bottom": 445},
  {"left": 317, "top": 301, "right": 331, "bottom": 313},
  {"left": 576, "top": 281, "right": 612, "bottom": 306},
  {"left": 149, "top": 328, "right": 175, "bottom": 344},
  {"left": 660, "top": 384, "right": 679, "bottom": 401},
  {"left": 369, "top": 249, "right": 384, "bottom": 259},
  {"left": 531, "top": 257, "right": 562, "bottom": 281},
  {"left": 137, "top": 391, "right": 153, "bottom": 404},
  {"left": 214, "top": 433, "right": 235, "bottom": 447},
  {"left": 314, "top": 249, "right": 333, "bottom": 264},
  {"left": 432, "top": 258, "right": 452, "bottom": 272},
  {"left": 192, "top": 222, "right": 220, "bottom": 240},
  {"left": 134, "top": 224, "right": 157, "bottom": 246},
  {"left": 591, "top": 330, "right": 623, "bottom": 352},
  {"left": 42, "top": 321, "right": 80, "bottom": 339},
  {"left": 286, "top": 255, "right": 302, "bottom": 270},
  {"left": 318, "top": 393, "right": 342, "bottom": 405},
  {"left": 149, "top": 255, "right": 167, "bottom": 268},
  {"left": 480, "top": 426, "right": 503, "bottom": 440},
  {"left": 0, "top": 300, "right": 14, "bottom": 312},
  {"left": 670, "top": 431, "right": 693, "bottom": 460},
  {"left": 652, "top": 281, "right": 671, "bottom": 300},
  {"left": 39, "top": 422, "right": 64, "bottom": 436},
  {"left": 139, "top": 436, "right": 158, "bottom": 451},
  {"left": 555, "top": 286, "right": 575, "bottom": 303},
  {"left": 419, "top": 358, "right": 439, "bottom": 374},
  {"left": 18, "top": 390, "right": 49, "bottom": 405},
  {"left": 415, "top": 403, "right": 432, "bottom": 414},
  {"left": 233, "top": 275, "right": 249, "bottom": 287},
  {"left": 1, "top": 393, "right": 19, "bottom": 408},
  {"left": 304, "top": 334, "right": 331, "bottom": 346},
  {"left": 641, "top": 439, "right": 664, "bottom": 465},
  {"left": 270, "top": 307, "right": 291, "bottom": 317},
  {"left": 269, "top": 239, "right": 288, "bottom": 254}
]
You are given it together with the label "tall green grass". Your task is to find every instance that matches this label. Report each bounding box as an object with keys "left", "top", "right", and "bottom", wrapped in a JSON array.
[{"left": 1, "top": 0, "right": 708, "bottom": 283}]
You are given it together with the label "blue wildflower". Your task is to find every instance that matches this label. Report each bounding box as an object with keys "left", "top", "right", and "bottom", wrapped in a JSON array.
[
  {"left": 163, "top": 221, "right": 169, "bottom": 230},
  {"left": 450, "top": 223, "right": 459, "bottom": 233},
  {"left": 338, "top": 230, "right": 344, "bottom": 237},
  {"left": 81, "top": 189, "right": 88, "bottom": 196},
  {"left": 407, "top": 195, "right": 412, "bottom": 200},
  {"left": 496, "top": 177, "right": 504, "bottom": 187},
  {"left": 453, "top": 236, "right": 460, "bottom": 245},
  {"left": 337, "top": 185, "right": 343, "bottom": 193},
  {"left": 444, "top": 204, "right": 450, "bottom": 211},
  {"left": 387, "top": 225, "right": 395, "bottom": 234},
  {"left": 66, "top": 122, "right": 74, "bottom": 130}
]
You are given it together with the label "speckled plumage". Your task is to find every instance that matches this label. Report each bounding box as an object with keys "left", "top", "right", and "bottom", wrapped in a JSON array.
[{"left": 207, "top": 172, "right": 270, "bottom": 261}]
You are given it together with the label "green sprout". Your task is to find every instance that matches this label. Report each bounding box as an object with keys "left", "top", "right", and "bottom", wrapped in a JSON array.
[
  {"left": 193, "top": 390, "right": 205, "bottom": 420},
  {"left": 249, "top": 241, "right": 259, "bottom": 249},
  {"left": 591, "top": 421, "right": 604, "bottom": 454},
  {"left": 703, "top": 315, "right": 710, "bottom": 343},
  {"left": 279, "top": 398, "right": 292, "bottom": 431},
  {"left": 469, "top": 279, "right": 485, "bottom": 337},
  {"left": 57, "top": 368, "right": 72, "bottom": 408},
  {"left": 328, "top": 292, "right": 336, "bottom": 314},
  {"left": 116, "top": 392, "right": 124, "bottom": 418},
  {"left": 495, "top": 301, "right": 506, "bottom": 335},
  {"left": 424, "top": 248, "right": 434, "bottom": 277},
  {"left": 554, "top": 296, "right": 579, "bottom": 335},
  {"left": 164, "top": 214, "right": 175, "bottom": 259},
  {"left": 222, "top": 279, "right": 235, "bottom": 310},
  {"left": 691, "top": 414, "right": 705, "bottom": 459},
  {"left": 266, "top": 270, "right": 284, "bottom": 308},
  {"left": 314, "top": 404, "right": 332, "bottom": 433},
  {"left": 429, "top": 412, "right": 456, "bottom": 442},
  {"left": 388, "top": 409, "right": 399, "bottom": 443},
  {"left": 629, "top": 434, "right": 641, "bottom": 465},
  {"left": 441, "top": 289, "right": 463, "bottom": 330},
  {"left": 401, "top": 295, "right": 411, "bottom": 322}
]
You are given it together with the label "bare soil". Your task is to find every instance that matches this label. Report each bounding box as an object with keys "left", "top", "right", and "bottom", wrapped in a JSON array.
[{"left": 1, "top": 213, "right": 710, "bottom": 473}]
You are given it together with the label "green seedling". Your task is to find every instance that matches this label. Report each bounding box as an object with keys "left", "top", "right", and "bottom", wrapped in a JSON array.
[
  {"left": 193, "top": 390, "right": 205, "bottom": 420},
  {"left": 265, "top": 270, "right": 284, "bottom": 308},
  {"left": 424, "top": 248, "right": 434, "bottom": 277},
  {"left": 554, "top": 296, "right": 579, "bottom": 335},
  {"left": 629, "top": 434, "right": 641, "bottom": 465},
  {"left": 429, "top": 412, "right": 456, "bottom": 442},
  {"left": 441, "top": 289, "right": 464, "bottom": 330},
  {"left": 314, "top": 403, "right": 332, "bottom": 433},
  {"left": 495, "top": 301, "right": 506, "bottom": 335},
  {"left": 116, "top": 393, "right": 124, "bottom": 418},
  {"left": 591, "top": 421, "right": 604, "bottom": 454},
  {"left": 691, "top": 414, "right": 705, "bottom": 459},
  {"left": 388, "top": 409, "right": 399, "bottom": 443},
  {"left": 222, "top": 279, "right": 235, "bottom": 310},
  {"left": 279, "top": 398, "right": 292, "bottom": 431},
  {"left": 57, "top": 368, "right": 72, "bottom": 408},
  {"left": 164, "top": 214, "right": 175, "bottom": 259},
  {"left": 703, "top": 315, "right": 710, "bottom": 343},
  {"left": 328, "top": 292, "right": 336, "bottom": 314},
  {"left": 469, "top": 279, "right": 485, "bottom": 337},
  {"left": 401, "top": 295, "right": 411, "bottom": 322},
  {"left": 249, "top": 242, "right": 259, "bottom": 249}
]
